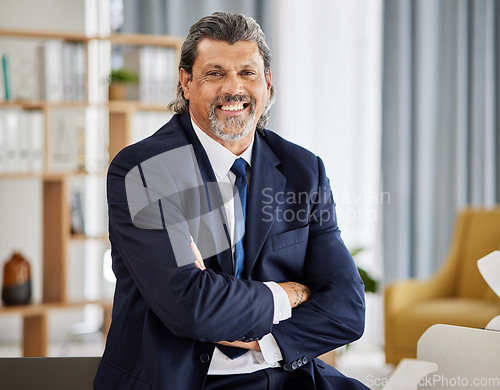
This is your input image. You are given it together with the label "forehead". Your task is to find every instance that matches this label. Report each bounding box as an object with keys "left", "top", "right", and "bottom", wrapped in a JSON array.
[{"left": 193, "top": 38, "right": 265, "bottom": 70}]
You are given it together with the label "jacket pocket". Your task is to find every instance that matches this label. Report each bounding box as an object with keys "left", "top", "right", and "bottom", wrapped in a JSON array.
[{"left": 272, "top": 225, "right": 309, "bottom": 251}]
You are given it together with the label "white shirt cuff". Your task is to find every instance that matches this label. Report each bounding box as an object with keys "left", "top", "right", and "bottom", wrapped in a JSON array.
[
  {"left": 263, "top": 281, "right": 292, "bottom": 324},
  {"left": 252, "top": 333, "right": 283, "bottom": 364}
]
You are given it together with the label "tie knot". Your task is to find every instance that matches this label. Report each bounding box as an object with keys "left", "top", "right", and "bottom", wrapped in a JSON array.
[{"left": 231, "top": 158, "right": 248, "bottom": 178}]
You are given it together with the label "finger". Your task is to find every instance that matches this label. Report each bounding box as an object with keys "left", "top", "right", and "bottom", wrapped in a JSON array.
[
  {"left": 194, "top": 260, "right": 204, "bottom": 270},
  {"left": 190, "top": 238, "right": 206, "bottom": 270}
]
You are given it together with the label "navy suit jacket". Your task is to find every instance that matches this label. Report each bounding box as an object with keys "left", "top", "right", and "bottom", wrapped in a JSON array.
[{"left": 94, "top": 113, "right": 366, "bottom": 389}]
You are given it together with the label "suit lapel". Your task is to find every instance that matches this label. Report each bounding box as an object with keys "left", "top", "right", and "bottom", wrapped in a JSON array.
[
  {"left": 179, "top": 114, "right": 233, "bottom": 275},
  {"left": 244, "top": 132, "right": 286, "bottom": 278}
]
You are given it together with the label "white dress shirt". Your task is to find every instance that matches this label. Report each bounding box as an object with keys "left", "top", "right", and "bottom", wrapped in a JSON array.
[{"left": 190, "top": 119, "right": 292, "bottom": 374}]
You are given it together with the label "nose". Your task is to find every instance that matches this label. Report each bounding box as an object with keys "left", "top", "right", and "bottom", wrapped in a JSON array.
[{"left": 220, "top": 72, "right": 244, "bottom": 95}]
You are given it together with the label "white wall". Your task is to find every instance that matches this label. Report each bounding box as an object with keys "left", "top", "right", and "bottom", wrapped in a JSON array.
[{"left": 0, "top": 0, "right": 86, "bottom": 32}]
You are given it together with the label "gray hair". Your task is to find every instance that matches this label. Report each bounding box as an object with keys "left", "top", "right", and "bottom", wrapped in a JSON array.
[{"left": 167, "top": 12, "right": 275, "bottom": 130}]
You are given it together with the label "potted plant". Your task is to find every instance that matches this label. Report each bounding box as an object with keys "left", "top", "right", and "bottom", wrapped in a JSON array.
[
  {"left": 351, "top": 247, "right": 379, "bottom": 294},
  {"left": 108, "top": 68, "right": 139, "bottom": 100}
]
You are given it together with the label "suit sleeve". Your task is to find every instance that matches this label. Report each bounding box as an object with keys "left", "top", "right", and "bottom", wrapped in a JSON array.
[
  {"left": 271, "top": 156, "right": 366, "bottom": 371},
  {"left": 107, "top": 144, "right": 275, "bottom": 343}
]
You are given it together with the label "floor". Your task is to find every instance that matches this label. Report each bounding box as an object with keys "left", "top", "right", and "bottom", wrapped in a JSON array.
[{"left": 336, "top": 344, "right": 394, "bottom": 389}]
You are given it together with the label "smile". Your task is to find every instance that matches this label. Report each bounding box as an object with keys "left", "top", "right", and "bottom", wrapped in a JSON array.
[{"left": 219, "top": 103, "right": 248, "bottom": 112}]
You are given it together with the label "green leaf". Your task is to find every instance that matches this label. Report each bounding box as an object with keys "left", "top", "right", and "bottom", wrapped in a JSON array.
[
  {"left": 109, "top": 68, "right": 139, "bottom": 84},
  {"left": 357, "top": 267, "right": 379, "bottom": 294}
]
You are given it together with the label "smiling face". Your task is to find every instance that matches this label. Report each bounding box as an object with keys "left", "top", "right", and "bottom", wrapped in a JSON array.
[{"left": 180, "top": 38, "right": 272, "bottom": 154}]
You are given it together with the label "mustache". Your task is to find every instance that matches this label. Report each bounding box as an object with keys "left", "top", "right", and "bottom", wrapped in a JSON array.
[{"left": 211, "top": 95, "right": 256, "bottom": 107}]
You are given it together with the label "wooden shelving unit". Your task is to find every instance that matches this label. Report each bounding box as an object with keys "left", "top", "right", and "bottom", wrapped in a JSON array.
[{"left": 0, "top": 27, "right": 182, "bottom": 356}]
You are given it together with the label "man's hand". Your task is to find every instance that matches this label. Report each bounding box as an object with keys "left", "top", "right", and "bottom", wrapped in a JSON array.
[
  {"left": 217, "top": 340, "right": 260, "bottom": 351},
  {"left": 278, "top": 282, "right": 311, "bottom": 308}
]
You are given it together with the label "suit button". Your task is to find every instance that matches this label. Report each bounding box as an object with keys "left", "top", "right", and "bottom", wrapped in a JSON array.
[
  {"left": 283, "top": 363, "right": 292, "bottom": 372},
  {"left": 297, "top": 359, "right": 303, "bottom": 367},
  {"left": 302, "top": 356, "right": 308, "bottom": 365},
  {"left": 291, "top": 361, "right": 298, "bottom": 370},
  {"left": 237, "top": 337, "right": 247, "bottom": 342},
  {"left": 200, "top": 353, "right": 210, "bottom": 363}
]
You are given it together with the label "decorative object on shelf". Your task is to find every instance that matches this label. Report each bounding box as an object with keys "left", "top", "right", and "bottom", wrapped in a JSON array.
[
  {"left": 108, "top": 68, "right": 139, "bottom": 100},
  {"left": 70, "top": 189, "right": 85, "bottom": 235},
  {"left": 1, "top": 251, "right": 32, "bottom": 306}
]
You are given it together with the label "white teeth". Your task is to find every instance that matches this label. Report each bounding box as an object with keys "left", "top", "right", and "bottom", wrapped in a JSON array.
[{"left": 221, "top": 104, "right": 244, "bottom": 111}]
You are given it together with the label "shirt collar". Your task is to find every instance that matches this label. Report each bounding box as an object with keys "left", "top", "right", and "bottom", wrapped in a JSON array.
[{"left": 190, "top": 117, "right": 253, "bottom": 180}]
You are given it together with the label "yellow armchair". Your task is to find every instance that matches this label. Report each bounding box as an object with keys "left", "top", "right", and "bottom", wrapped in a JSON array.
[{"left": 384, "top": 207, "right": 500, "bottom": 365}]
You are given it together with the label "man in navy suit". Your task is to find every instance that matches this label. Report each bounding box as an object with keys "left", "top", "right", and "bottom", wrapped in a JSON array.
[{"left": 94, "top": 12, "right": 368, "bottom": 390}]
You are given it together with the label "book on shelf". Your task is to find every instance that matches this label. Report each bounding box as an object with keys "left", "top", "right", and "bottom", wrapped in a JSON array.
[
  {"left": 122, "top": 46, "right": 177, "bottom": 103},
  {"left": 3, "top": 109, "right": 19, "bottom": 172},
  {"left": 0, "top": 53, "right": 4, "bottom": 102},
  {"left": 28, "top": 111, "right": 44, "bottom": 172},
  {"left": 84, "top": 106, "right": 109, "bottom": 172},
  {"left": 0, "top": 108, "right": 44, "bottom": 174},
  {"left": 1, "top": 54, "right": 10, "bottom": 101},
  {"left": 50, "top": 109, "right": 85, "bottom": 171},
  {"left": 70, "top": 189, "right": 85, "bottom": 235},
  {"left": 50, "top": 107, "right": 108, "bottom": 173},
  {"left": 39, "top": 40, "right": 86, "bottom": 102}
]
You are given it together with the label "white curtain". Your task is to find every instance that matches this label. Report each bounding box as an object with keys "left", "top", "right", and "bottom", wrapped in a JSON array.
[
  {"left": 271, "top": 0, "right": 383, "bottom": 278},
  {"left": 382, "top": 0, "right": 500, "bottom": 282},
  {"left": 120, "top": 0, "right": 264, "bottom": 36},
  {"left": 270, "top": 0, "right": 384, "bottom": 348}
]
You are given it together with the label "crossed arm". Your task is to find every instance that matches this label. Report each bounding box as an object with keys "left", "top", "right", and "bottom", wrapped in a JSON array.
[{"left": 190, "top": 239, "right": 311, "bottom": 351}]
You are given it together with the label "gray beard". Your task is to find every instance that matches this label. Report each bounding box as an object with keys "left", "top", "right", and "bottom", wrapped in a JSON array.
[{"left": 208, "top": 98, "right": 256, "bottom": 141}]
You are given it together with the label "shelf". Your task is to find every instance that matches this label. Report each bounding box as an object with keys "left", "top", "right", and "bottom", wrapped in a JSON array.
[
  {"left": 0, "top": 300, "right": 112, "bottom": 357},
  {"left": 0, "top": 300, "right": 111, "bottom": 317},
  {"left": 0, "top": 100, "right": 173, "bottom": 112},
  {"left": 0, "top": 27, "right": 91, "bottom": 42},
  {"left": 0, "top": 170, "right": 106, "bottom": 181},
  {"left": 108, "top": 100, "right": 171, "bottom": 113},
  {"left": 0, "top": 100, "right": 97, "bottom": 110},
  {"left": 0, "top": 28, "right": 184, "bottom": 48},
  {"left": 70, "top": 233, "right": 109, "bottom": 242},
  {"left": 107, "top": 32, "right": 183, "bottom": 47}
]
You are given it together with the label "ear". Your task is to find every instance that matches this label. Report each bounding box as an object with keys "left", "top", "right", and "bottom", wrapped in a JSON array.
[
  {"left": 179, "top": 68, "right": 191, "bottom": 100},
  {"left": 265, "top": 69, "right": 272, "bottom": 97}
]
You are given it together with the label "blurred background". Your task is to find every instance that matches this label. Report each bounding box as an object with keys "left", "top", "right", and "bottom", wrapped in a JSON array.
[{"left": 0, "top": 0, "right": 498, "bottom": 388}]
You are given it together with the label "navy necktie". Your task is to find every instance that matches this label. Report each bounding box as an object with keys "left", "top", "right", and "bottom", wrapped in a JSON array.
[
  {"left": 230, "top": 158, "right": 248, "bottom": 279},
  {"left": 218, "top": 158, "right": 248, "bottom": 360}
]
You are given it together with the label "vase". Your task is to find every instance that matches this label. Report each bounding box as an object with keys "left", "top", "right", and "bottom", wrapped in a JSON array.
[
  {"left": 108, "top": 83, "right": 126, "bottom": 101},
  {"left": 2, "top": 251, "right": 32, "bottom": 306}
]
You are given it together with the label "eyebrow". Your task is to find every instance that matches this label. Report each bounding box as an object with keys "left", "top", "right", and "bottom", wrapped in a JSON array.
[{"left": 203, "top": 62, "right": 260, "bottom": 70}]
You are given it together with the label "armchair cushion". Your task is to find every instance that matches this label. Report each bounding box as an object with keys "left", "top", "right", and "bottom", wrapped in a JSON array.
[{"left": 395, "top": 298, "right": 500, "bottom": 350}]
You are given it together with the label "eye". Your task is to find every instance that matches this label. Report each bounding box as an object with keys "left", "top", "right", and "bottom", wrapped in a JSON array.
[
  {"left": 241, "top": 70, "right": 257, "bottom": 76},
  {"left": 207, "top": 71, "right": 223, "bottom": 77}
]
